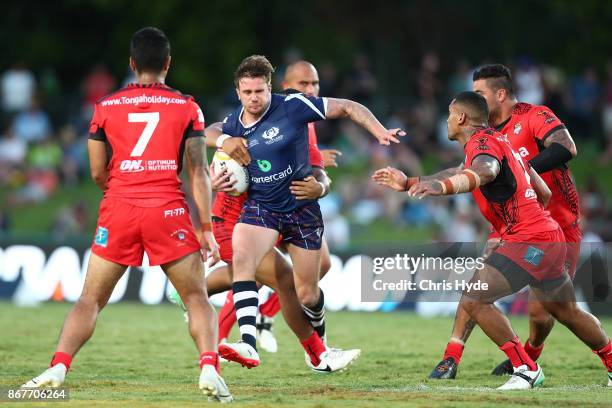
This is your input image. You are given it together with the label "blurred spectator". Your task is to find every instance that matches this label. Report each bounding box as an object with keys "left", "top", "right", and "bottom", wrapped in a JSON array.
[
  {"left": 1, "top": 63, "right": 36, "bottom": 113},
  {"left": 0, "top": 129, "right": 27, "bottom": 166},
  {"left": 82, "top": 64, "right": 116, "bottom": 106},
  {"left": 58, "top": 125, "right": 87, "bottom": 186},
  {"left": 12, "top": 96, "right": 53, "bottom": 143},
  {"left": 442, "top": 208, "right": 478, "bottom": 242},
  {"left": 81, "top": 64, "right": 116, "bottom": 127},
  {"left": 0, "top": 210, "right": 10, "bottom": 233},
  {"left": 448, "top": 60, "right": 473, "bottom": 96},
  {"left": 345, "top": 54, "right": 378, "bottom": 105},
  {"left": 515, "top": 57, "right": 544, "bottom": 105},
  {"left": 52, "top": 201, "right": 89, "bottom": 240},
  {"left": 568, "top": 67, "right": 601, "bottom": 139},
  {"left": 599, "top": 61, "right": 612, "bottom": 164},
  {"left": 0, "top": 128, "right": 27, "bottom": 186},
  {"left": 320, "top": 193, "right": 350, "bottom": 250}
]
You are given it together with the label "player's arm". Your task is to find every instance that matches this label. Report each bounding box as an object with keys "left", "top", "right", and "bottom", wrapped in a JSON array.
[
  {"left": 529, "top": 128, "right": 577, "bottom": 173},
  {"left": 528, "top": 167, "right": 552, "bottom": 208},
  {"left": 407, "top": 155, "right": 500, "bottom": 199},
  {"left": 325, "top": 98, "right": 405, "bottom": 145},
  {"left": 185, "top": 136, "right": 220, "bottom": 264},
  {"left": 205, "top": 121, "right": 250, "bottom": 166},
  {"left": 372, "top": 164, "right": 463, "bottom": 192},
  {"left": 290, "top": 167, "right": 331, "bottom": 200},
  {"left": 87, "top": 139, "right": 109, "bottom": 191}
]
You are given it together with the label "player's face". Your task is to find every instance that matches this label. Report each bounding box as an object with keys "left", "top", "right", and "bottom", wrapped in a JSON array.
[
  {"left": 284, "top": 66, "right": 320, "bottom": 97},
  {"left": 473, "top": 79, "right": 499, "bottom": 122},
  {"left": 237, "top": 77, "right": 272, "bottom": 116}
]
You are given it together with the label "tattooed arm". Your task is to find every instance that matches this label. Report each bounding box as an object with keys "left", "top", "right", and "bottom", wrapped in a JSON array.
[
  {"left": 185, "top": 136, "right": 220, "bottom": 264},
  {"left": 419, "top": 164, "right": 465, "bottom": 181},
  {"left": 543, "top": 128, "right": 577, "bottom": 156},
  {"left": 325, "top": 98, "right": 405, "bottom": 145},
  {"left": 529, "top": 128, "right": 577, "bottom": 173}
]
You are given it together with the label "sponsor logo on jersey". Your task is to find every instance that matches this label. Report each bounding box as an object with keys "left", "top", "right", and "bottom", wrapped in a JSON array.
[
  {"left": 248, "top": 138, "right": 259, "bottom": 147},
  {"left": 524, "top": 188, "right": 537, "bottom": 199},
  {"left": 164, "top": 208, "right": 185, "bottom": 218},
  {"left": 262, "top": 126, "right": 284, "bottom": 144},
  {"left": 251, "top": 164, "right": 293, "bottom": 184},
  {"left": 514, "top": 122, "right": 522, "bottom": 135},
  {"left": 518, "top": 147, "right": 529, "bottom": 157},
  {"left": 120, "top": 159, "right": 145, "bottom": 172},
  {"left": 257, "top": 159, "right": 272, "bottom": 172},
  {"left": 95, "top": 226, "right": 109, "bottom": 247}
]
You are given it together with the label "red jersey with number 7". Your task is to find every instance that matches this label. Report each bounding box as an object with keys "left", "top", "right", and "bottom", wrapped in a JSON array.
[
  {"left": 88, "top": 83, "right": 205, "bottom": 203},
  {"left": 466, "top": 128, "right": 559, "bottom": 240}
]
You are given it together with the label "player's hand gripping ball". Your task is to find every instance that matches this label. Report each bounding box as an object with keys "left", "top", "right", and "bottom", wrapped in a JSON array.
[{"left": 211, "top": 150, "right": 249, "bottom": 196}]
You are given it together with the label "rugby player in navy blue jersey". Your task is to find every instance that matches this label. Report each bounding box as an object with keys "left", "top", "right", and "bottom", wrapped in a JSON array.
[{"left": 208, "top": 55, "right": 404, "bottom": 372}]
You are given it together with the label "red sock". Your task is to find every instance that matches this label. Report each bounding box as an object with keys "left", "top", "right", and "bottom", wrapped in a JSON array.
[
  {"left": 200, "top": 352, "right": 220, "bottom": 374},
  {"left": 300, "top": 331, "right": 326, "bottom": 367},
  {"left": 443, "top": 342, "right": 464, "bottom": 365},
  {"left": 592, "top": 339, "right": 612, "bottom": 372},
  {"left": 500, "top": 336, "right": 537, "bottom": 371},
  {"left": 524, "top": 341, "right": 544, "bottom": 361},
  {"left": 259, "top": 293, "right": 281, "bottom": 318},
  {"left": 218, "top": 292, "right": 237, "bottom": 341},
  {"left": 50, "top": 352, "right": 72, "bottom": 370}
]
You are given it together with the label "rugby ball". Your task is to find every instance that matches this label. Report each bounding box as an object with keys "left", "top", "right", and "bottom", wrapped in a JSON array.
[{"left": 211, "top": 150, "right": 249, "bottom": 196}]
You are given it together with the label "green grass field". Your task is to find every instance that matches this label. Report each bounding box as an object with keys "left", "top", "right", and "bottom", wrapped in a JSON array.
[{"left": 0, "top": 302, "right": 610, "bottom": 407}]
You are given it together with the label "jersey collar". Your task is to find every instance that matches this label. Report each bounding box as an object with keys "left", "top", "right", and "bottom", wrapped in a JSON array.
[
  {"left": 494, "top": 115, "right": 511, "bottom": 132},
  {"left": 126, "top": 82, "right": 168, "bottom": 89},
  {"left": 239, "top": 100, "right": 272, "bottom": 129}
]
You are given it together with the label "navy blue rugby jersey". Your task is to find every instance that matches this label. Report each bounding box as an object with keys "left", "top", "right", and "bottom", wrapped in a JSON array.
[{"left": 222, "top": 93, "right": 327, "bottom": 212}]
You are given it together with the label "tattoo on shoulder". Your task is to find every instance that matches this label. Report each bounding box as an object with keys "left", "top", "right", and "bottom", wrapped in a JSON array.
[{"left": 545, "top": 129, "right": 574, "bottom": 150}]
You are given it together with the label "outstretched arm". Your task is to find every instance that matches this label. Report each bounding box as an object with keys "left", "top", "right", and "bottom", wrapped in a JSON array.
[
  {"left": 372, "top": 164, "right": 464, "bottom": 193},
  {"left": 407, "top": 155, "right": 500, "bottom": 199},
  {"left": 325, "top": 98, "right": 405, "bottom": 145},
  {"left": 185, "top": 136, "right": 220, "bottom": 265}
]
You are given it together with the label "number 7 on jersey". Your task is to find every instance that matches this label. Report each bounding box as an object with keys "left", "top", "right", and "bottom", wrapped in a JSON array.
[{"left": 128, "top": 112, "right": 159, "bottom": 157}]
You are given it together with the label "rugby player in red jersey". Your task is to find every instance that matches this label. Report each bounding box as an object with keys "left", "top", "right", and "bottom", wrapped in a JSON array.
[
  {"left": 427, "top": 64, "right": 584, "bottom": 380},
  {"left": 23, "top": 27, "right": 232, "bottom": 401},
  {"left": 374, "top": 91, "right": 612, "bottom": 389}
]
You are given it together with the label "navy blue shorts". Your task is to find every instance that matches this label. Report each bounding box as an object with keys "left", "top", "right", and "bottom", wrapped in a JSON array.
[{"left": 238, "top": 199, "right": 324, "bottom": 250}]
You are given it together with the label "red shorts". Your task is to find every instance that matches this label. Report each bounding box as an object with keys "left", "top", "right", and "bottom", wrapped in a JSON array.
[
  {"left": 92, "top": 197, "right": 200, "bottom": 266},
  {"left": 487, "top": 228, "right": 567, "bottom": 289},
  {"left": 562, "top": 223, "right": 583, "bottom": 279},
  {"left": 212, "top": 215, "right": 283, "bottom": 265}
]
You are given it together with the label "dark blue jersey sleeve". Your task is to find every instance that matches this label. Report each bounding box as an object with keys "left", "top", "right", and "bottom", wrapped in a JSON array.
[{"left": 283, "top": 93, "right": 327, "bottom": 124}]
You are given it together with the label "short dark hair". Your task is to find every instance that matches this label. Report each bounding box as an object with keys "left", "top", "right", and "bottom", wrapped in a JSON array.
[
  {"left": 472, "top": 64, "right": 515, "bottom": 97},
  {"left": 234, "top": 55, "right": 275, "bottom": 87},
  {"left": 130, "top": 27, "right": 170, "bottom": 73},
  {"left": 452, "top": 91, "right": 489, "bottom": 123}
]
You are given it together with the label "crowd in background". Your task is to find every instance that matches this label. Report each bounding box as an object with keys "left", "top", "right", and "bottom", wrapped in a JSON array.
[{"left": 1, "top": 53, "right": 611, "bottom": 246}]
